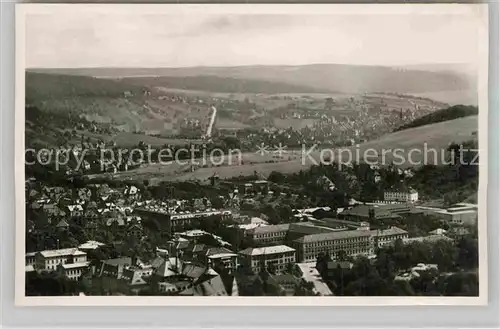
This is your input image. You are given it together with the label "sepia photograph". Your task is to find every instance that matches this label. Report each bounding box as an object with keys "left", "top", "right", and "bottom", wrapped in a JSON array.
[{"left": 16, "top": 4, "right": 489, "bottom": 305}]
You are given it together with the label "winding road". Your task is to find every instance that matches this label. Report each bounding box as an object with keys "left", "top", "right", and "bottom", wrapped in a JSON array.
[{"left": 206, "top": 106, "right": 217, "bottom": 138}]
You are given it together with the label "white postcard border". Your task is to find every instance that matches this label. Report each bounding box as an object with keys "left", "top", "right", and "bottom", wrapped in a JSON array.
[{"left": 14, "top": 3, "right": 490, "bottom": 306}]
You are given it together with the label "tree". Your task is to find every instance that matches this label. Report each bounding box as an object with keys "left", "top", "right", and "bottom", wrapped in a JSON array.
[
  {"left": 268, "top": 171, "right": 286, "bottom": 184},
  {"left": 456, "top": 236, "right": 479, "bottom": 270},
  {"left": 336, "top": 250, "right": 347, "bottom": 262},
  {"left": 294, "top": 280, "right": 316, "bottom": 296},
  {"left": 442, "top": 272, "right": 479, "bottom": 296},
  {"left": 315, "top": 252, "right": 331, "bottom": 278},
  {"left": 267, "top": 263, "right": 277, "bottom": 275}
]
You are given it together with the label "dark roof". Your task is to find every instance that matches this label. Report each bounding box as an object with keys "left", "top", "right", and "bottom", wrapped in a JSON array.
[
  {"left": 206, "top": 247, "right": 234, "bottom": 257},
  {"left": 176, "top": 240, "right": 190, "bottom": 250},
  {"left": 251, "top": 224, "right": 290, "bottom": 235},
  {"left": 101, "top": 257, "right": 132, "bottom": 267},
  {"left": 193, "top": 275, "right": 228, "bottom": 296},
  {"left": 289, "top": 223, "right": 332, "bottom": 235},
  {"left": 56, "top": 219, "right": 69, "bottom": 228},
  {"left": 340, "top": 204, "right": 400, "bottom": 219},
  {"left": 182, "top": 264, "right": 207, "bottom": 279},
  {"left": 188, "top": 244, "right": 206, "bottom": 254},
  {"left": 150, "top": 256, "right": 165, "bottom": 269}
]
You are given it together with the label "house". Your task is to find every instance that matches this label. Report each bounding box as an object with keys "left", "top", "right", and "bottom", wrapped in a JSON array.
[
  {"left": 248, "top": 224, "right": 290, "bottom": 246},
  {"left": 34, "top": 248, "right": 88, "bottom": 271},
  {"left": 120, "top": 266, "right": 153, "bottom": 294},
  {"left": 370, "top": 226, "right": 409, "bottom": 248},
  {"left": 291, "top": 230, "right": 373, "bottom": 263},
  {"left": 205, "top": 247, "right": 238, "bottom": 274},
  {"left": 55, "top": 219, "right": 70, "bottom": 231},
  {"left": 26, "top": 252, "right": 36, "bottom": 267},
  {"left": 191, "top": 268, "right": 228, "bottom": 296},
  {"left": 124, "top": 185, "right": 140, "bottom": 200},
  {"left": 239, "top": 245, "right": 296, "bottom": 274},
  {"left": 253, "top": 180, "right": 269, "bottom": 194},
  {"left": 429, "top": 228, "right": 447, "bottom": 236},
  {"left": 57, "top": 261, "right": 90, "bottom": 280},
  {"left": 67, "top": 205, "right": 84, "bottom": 217},
  {"left": 153, "top": 257, "right": 183, "bottom": 279},
  {"left": 99, "top": 257, "right": 139, "bottom": 279},
  {"left": 124, "top": 216, "right": 143, "bottom": 238}
]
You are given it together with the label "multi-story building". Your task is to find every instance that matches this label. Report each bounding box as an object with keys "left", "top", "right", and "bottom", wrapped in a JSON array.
[
  {"left": 26, "top": 252, "right": 36, "bottom": 267},
  {"left": 415, "top": 203, "right": 477, "bottom": 226},
  {"left": 57, "top": 261, "right": 90, "bottom": 280},
  {"left": 248, "top": 224, "right": 290, "bottom": 246},
  {"left": 34, "top": 248, "right": 88, "bottom": 271},
  {"left": 206, "top": 248, "right": 239, "bottom": 274},
  {"left": 291, "top": 230, "right": 373, "bottom": 263},
  {"left": 135, "top": 207, "right": 232, "bottom": 233},
  {"left": 384, "top": 187, "right": 419, "bottom": 202},
  {"left": 239, "top": 245, "right": 296, "bottom": 273},
  {"left": 370, "top": 226, "right": 409, "bottom": 249}
]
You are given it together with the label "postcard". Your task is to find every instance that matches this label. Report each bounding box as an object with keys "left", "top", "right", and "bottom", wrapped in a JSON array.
[{"left": 16, "top": 3, "right": 488, "bottom": 306}]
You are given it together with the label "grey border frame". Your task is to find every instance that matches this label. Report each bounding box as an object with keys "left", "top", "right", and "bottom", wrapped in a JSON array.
[{"left": 1, "top": 1, "right": 499, "bottom": 327}]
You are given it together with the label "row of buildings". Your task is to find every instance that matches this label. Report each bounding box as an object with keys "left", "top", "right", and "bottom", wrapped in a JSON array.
[{"left": 234, "top": 221, "right": 409, "bottom": 270}]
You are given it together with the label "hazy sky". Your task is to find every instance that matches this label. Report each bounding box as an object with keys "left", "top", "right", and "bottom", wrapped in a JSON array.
[{"left": 24, "top": 5, "right": 484, "bottom": 68}]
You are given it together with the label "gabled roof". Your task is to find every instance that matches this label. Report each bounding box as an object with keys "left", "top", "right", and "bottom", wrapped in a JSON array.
[
  {"left": 250, "top": 224, "right": 290, "bottom": 235},
  {"left": 101, "top": 257, "right": 132, "bottom": 267},
  {"left": 193, "top": 275, "right": 228, "bottom": 296},
  {"left": 56, "top": 219, "right": 69, "bottom": 228},
  {"left": 205, "top": 247, "right": 234, "bottom": 257},
  {"left": 154, "top": 257, "right": 182, "bottom": 278},
  {"left": 182, "top": 264, "right": 206, "bottom": 279}
]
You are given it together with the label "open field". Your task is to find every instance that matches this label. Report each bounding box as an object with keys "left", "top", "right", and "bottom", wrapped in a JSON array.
[
  {"left": 91, "top": 115, "right": 478, "bottom": 184},
  {"left": 409, "top": 90, "right": 478, "bottom": 106},
  {"left": 80, "top": 131, "right": 202, "bottom": 147}
]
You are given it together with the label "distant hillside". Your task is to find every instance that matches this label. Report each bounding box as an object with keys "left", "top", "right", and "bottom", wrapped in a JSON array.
[
  {"left": 28, "top": 63, "right": 474, "bottom": 94},
  {"left": 118, "top": 75, "right": 330, "bottom": 94},
  {"left": 396, "top": 105, "right": 478, "bottom": 131},
  {"left": 25, "top": 72, "right": 211, "bottom": 135},
  {"left": 26, "top": 72, "right": 147, "bottom": 105}
]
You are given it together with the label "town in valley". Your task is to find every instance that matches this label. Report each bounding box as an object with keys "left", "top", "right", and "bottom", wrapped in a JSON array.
[{"left": 24, "top": 11, "right": 481, "bottom": 298}]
